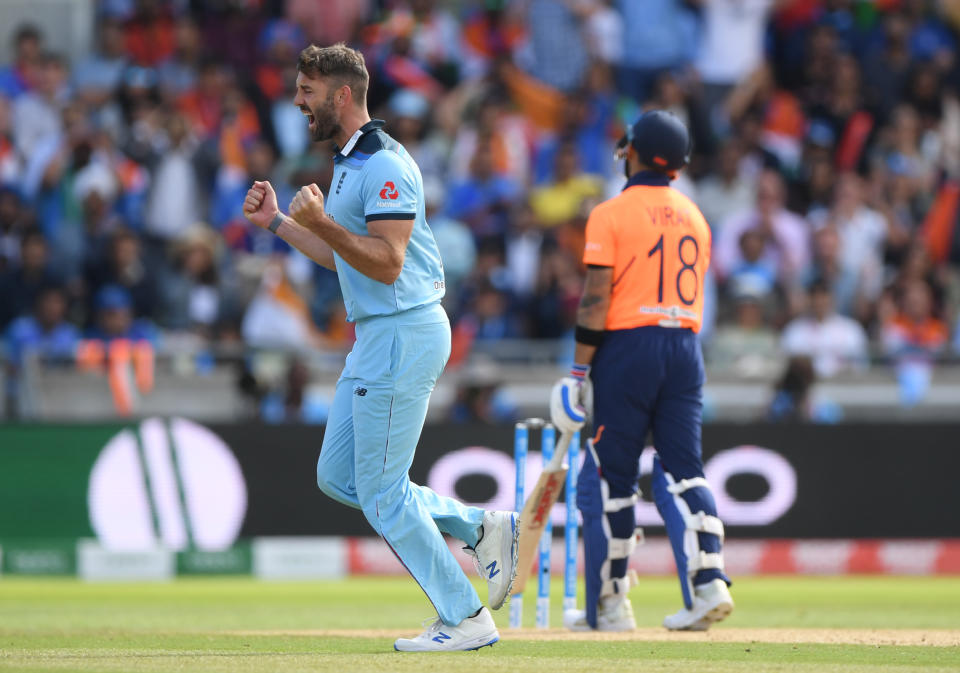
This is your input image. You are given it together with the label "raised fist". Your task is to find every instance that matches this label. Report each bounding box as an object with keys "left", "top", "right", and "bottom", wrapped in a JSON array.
[{"left": 243, "top": 180, "right": 279, "bottom": 230}]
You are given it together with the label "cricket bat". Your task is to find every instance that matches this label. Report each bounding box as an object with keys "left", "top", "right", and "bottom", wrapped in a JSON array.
[{"left": 512, "top": 430, "right": 573, "bottom": 594}]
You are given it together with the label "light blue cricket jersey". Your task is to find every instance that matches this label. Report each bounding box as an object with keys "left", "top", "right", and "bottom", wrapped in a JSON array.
[{"left": 324, "top": 119, "right": 445, "bottom": 322}]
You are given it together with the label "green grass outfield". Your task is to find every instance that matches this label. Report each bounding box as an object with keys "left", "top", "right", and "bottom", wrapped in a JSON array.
[{"left": 1, "top": 576, "right": 959, "bottom": 672}]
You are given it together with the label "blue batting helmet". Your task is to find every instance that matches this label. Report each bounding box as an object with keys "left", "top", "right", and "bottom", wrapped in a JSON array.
[{"left": 616, "top": 110, "right": 691, "bottom": 172}]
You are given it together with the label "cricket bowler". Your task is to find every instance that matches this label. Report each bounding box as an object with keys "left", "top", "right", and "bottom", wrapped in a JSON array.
[
  {"left": 550, "top": 111, "right": 734, "bottom": 631},
  {"left": 243, "top": 43, "right": 517, "bottom": 652}
]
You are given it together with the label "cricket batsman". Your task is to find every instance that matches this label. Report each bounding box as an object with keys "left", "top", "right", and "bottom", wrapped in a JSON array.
[
  {"left": 243, "top": 44, "right": 517, "bottom": 652},
  {"left": 551, "top": 111, "right": 734, "bottom": 631}
]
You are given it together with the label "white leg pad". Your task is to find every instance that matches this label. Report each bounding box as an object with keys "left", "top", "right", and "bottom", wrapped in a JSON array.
[
  {"left": 601, "top": 569, "right": 638, "bottom": 597},
  {"left": 683, "top": 511, "right": 725, "bottom": 540},
  {"left": 667, "top": 477, "right": 710, "bottom": 494},
  {"left": 604, "top": 494, "right": 639, "bottom": 512},
  {"left": 607, "top": 528, "right": 642, "bottom": 559},
  {"left": 688, "top": 551, "right": 725, "bottom": 572}
]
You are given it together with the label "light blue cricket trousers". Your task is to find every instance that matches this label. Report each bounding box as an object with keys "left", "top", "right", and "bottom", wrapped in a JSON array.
[{"left": 316, "top": 302, "right": 485, "bottom": 625}]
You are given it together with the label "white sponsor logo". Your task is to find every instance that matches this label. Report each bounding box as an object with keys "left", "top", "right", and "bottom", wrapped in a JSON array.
[
  {"left": 88, "top": 417, "right": 247, "bottom": 551},
  {"left": 428, "top": 444, "right": 797, "bottom": 527}
]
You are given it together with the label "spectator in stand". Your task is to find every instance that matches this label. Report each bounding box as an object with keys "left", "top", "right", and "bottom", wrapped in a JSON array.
[
  {"left": 696, "top": 139, "right": 757, "bottom": 231},
  {"left": 5, "top": 283, "right": 78, "bottom": 366},
  {"left": 714, "top": 169, "right": 810, "bottom": 286},
  {"left": 725, "top": 228, "right": 780, "bottom": 307},
  {"left": 902, "top": 0, "right": 957, "bottom": 68},
  {"left": 533, "top": 87, "right": 614, "bottom": 185},
  {"left": 529, "top": 140, "right": 603, "bottom": 227},
  {"left": 581, "top": 0, "right": 624, "bottom": 67},
  {"left": 767, "top": 355, "right": 841, "bottom": 423},
  {"left": 456, "top": 280, "right": 525, "bottom": 341},
  {"left": 802, "top": 226, "right": 860, "bottom": 319},
  {"left": 286, "top": 0, "right": 370, "bottom": 47},
  {"left": 0, "top": 230, "right": 61, "bottom": 330},
  {"left": 807, "top": 53, "right": 871, "bottom": 171},
  {"left": 12, "top": 52, "right": 69, "bottom": 160},
  {"left": 445, "top": 141, "right": 521, "bottom": 243},
  {"left": 881, "top": 279, "right": 948, "bottom": 405},
  {"left": 862, "top": 12, "right": 915, "bottom": 124},
  {"left": 144, "top": 112, "right": 200, "bottom": 246},
  {"left": 709, "top": 290, "right": 780, "bottom": 378},
  {"left": 448, "top": 95, "right": 530, "bottom": 185},
  {"left": 504, "top": 202, "right": 544, "bottom": 302},
  {"left": 73, "top": 19, "right": 128, "bottom": 111},
  {"left": 0, "top": 24, "right": 43, "bottom": 99},
  {"left": 4, "top": 283, "right": 79, "bottom": 416},
  {"left": 616, "top": 0, "right": 698, "bottom": 101},
  {"left": 122, "top": 0, "right": 177, "bottom": 67},
  {"left": 696, "top": 0, "right": 783, "bottom": 114},
  {"left": 448, "top": 358, "right": 517, "bottom": 424},
  {"left": 161, "top": 225, "right": 237, "bottom": 337},
  {"left": 531, "top": 236, "right": 582, "bottom": 339},
  {"left": 86, "top": 284, "right": 157, "bottom": 343},
  {"left": 522, "top": 0, "right": 589, "bottom": 92},
  {"left": 458, "top": 1, "right": 526, "bottom": 81},
  {"left": 781, "top": 278, "right": 869, "bottom": 378},
  {"left": 808, "top": 172, "right": 889, "bottom": 310},
  {"left": 84, "top": 228, "right": 157, "bottom": 321},
  {"left": 157, "top": 16, "right": 203, "bottom": 102},
  {"left": 382, "top": 0, "right": 464, "bottom": 88}
]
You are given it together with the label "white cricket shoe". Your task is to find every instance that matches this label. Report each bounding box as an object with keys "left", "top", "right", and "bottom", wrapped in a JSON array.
[
  {"left": 563, "top": 595, "right": 637, "bottom": 632},
  {"left": 470, "top": 511, "right": 519, "bottom": 610},
  {"left": 393, "top": 607, "right": 499, "bottom": 652},
  {"left": 663, "top": 579, "right": 734, "bottom": 631}
]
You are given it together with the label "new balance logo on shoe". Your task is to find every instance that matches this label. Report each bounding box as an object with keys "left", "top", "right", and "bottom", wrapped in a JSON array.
[
  {"left": 431, "top": 632, "right": 452, "bottom": 644},
  {"left": 486, "top": 560, "right": 500, "bottom": 579}
]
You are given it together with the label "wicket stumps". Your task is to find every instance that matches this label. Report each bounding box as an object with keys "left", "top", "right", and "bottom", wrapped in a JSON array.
[{"left": 509, "top": 418, "right": 580, "bottom": 628}]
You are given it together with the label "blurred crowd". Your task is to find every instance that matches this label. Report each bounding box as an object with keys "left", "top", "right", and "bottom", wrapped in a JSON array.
[{"left": 2, "top": 0, "right": 960, "bottom": 420}]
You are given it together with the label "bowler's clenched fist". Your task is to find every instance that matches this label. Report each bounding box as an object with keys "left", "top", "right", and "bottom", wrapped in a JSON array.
[
  {"left": 243, "top": 180, "right": 279, "bottom": 230},
  {"left": 290, "top": 184, "right": 325, "bottom": 230}
]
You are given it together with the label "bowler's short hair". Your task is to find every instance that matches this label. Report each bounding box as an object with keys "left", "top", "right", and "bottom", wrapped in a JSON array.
[{"left": 297, "top": 43, "right": 368, "bottom": 106}]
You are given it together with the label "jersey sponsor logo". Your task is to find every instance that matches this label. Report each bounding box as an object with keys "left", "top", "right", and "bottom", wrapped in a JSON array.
[
  {"left": 638, "top": 304, "right": 697, "bottom": 319},
  {"left": 354, "top": 387, "right": 367, "bottom": 397},
  {"left": 379, "top": 181, "right": 399, "bottom": 200},
  {"left": 585, "top": 241, "right": 602, "bottom": 251}
]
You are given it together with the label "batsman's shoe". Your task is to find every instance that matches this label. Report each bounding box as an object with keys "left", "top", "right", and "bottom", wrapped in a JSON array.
[
  {"left": 563, "top": 595, "right": 636, "bottom": 632},
  {"left": 393, "top": 608, "right": 499, "bottom": 652},
  {"left": 469, "top": 510, "right": 519, "bottom": 610},
  {"left": 663, "top": 579, "right": 734, "bottom": 631}
]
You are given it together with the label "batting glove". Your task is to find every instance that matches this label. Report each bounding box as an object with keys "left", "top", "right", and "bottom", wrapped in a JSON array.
[{"left": 550, "top": 364, "right": 590, "bottom": 435}]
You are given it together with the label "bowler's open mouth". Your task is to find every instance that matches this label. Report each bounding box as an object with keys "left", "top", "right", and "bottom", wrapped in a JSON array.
[{"left": 302, "top": 108, "right": 316, "bottom": 131}]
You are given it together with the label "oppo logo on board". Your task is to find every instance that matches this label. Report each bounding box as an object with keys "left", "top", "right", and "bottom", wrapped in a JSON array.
[{"left": 428, "top": 444, "right": 797, "bottom": 527}]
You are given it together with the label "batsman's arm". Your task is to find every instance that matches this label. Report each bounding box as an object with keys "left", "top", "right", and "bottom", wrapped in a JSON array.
[
  {"left": 573, "top": 264, "right": 613, "bottom": 365},
  {"left": 273, "top": 214, "right": 337, "bottom": 271}
]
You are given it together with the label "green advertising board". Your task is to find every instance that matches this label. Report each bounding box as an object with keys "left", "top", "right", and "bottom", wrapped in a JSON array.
[{"left": 0, "top": 424, "right": 122, "bottom": 539}]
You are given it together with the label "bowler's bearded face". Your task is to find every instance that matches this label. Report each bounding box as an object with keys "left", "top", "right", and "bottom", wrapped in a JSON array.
[{"left": 293, "top": 72, "right": 342, "bottom": 143}]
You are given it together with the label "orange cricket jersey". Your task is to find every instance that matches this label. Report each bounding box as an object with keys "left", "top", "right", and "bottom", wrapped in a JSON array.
[{"left": 583, "top": 174, "right": 711, "bottom": 332}]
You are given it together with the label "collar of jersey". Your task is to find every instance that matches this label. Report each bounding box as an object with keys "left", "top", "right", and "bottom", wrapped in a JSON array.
[
  {"left": 334, "top": 119, "right": 386, "bottom": 159},
  {"left": 623, "top": 170, "right": 672, "bottom": 189}
]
